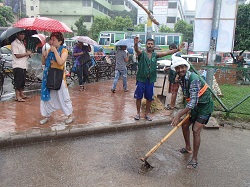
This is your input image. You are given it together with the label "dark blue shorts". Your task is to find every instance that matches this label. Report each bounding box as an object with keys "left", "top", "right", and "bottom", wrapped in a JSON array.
[{"left": 134, "top": 80, "right": 154, "bottom": 101}]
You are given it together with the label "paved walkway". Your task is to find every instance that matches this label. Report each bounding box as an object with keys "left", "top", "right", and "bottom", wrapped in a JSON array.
[{"left": 0, "top": 76, "right": 173, "bottom": 147}]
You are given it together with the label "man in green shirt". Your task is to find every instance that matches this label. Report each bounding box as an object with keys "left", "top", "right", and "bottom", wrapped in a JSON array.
[{"left": 133, "top": 37, "right": 184, "bottom": 121}]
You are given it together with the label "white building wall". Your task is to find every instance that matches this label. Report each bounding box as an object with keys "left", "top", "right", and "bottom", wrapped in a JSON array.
[{"left": 25, "top": 0, "right": 40, "bottom": 18}]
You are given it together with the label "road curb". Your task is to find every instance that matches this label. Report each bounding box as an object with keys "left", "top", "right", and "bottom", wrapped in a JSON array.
[{"left": 0, "top": 118, "right": 172, "bottom": 148}]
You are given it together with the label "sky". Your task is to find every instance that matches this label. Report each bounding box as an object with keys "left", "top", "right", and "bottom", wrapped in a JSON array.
[{"left": 185, "top": 0, "right": 196, "bottom": 10}]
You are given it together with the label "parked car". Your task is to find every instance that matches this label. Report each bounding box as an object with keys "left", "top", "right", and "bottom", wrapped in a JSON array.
[{"left": 156, "top": 59, "right": 171, "bottom": 72}]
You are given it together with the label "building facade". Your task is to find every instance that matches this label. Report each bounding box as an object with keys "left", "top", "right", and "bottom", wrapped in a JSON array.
[
  {"left": 24, "top": 0, "right": 137, "bottom": 30},
  {"left": 137, "top": 0, "right": 186, "bottom": 29}
]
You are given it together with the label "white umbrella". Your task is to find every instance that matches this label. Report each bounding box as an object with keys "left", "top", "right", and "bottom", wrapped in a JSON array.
[{"left": 71, "top": 36, "right": 98, "bottom": 46}]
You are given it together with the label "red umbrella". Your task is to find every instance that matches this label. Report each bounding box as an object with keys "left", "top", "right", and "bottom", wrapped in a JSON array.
[{"left": 13, "top": 17, "right": 73, "bottom": 33}]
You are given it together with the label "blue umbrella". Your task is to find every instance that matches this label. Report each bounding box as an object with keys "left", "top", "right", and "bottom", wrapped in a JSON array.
[{"left": 114, "top": 38, "right": 141, "bottom": 48}]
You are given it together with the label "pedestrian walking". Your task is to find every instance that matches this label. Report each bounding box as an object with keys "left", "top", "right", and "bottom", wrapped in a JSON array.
[
  {"left": 40, "top": 32, "right": 73, "bottom": 125},
  {"left": 111, "top": 45, "right": 129, "bottom": 93},
  {"left": 133, "top": 37, "right": 184, "bottom": 121},
  {"left": 73, "top": 42, "right": 91, "bottom": 91},
  {"left": 11, "top": 31, "right": 33, "bottom": 102},
  {"left": 170, "top": 55, "right": 214, "bottom": 169}
]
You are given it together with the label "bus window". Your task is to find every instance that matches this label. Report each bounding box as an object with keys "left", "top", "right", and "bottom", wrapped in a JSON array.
[
  {"left": 174, "top": 36, "right": 179, "bottom": 44},
  {"left": 140, "top": 34, "right": 146, "bottom": 44},
  {"left": 167, "top": 36, "right": 174, "bottom": 45},
  {"left": 99, "top": 38, "right": 107, "bottom": 45},
  {"left": 111, "top": 34, "right": 115, "bottom": 43}
]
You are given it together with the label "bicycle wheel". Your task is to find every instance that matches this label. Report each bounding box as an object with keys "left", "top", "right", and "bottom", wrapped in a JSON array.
[{"left": 0, "top": 73, "right": 4, "bottom": 98}]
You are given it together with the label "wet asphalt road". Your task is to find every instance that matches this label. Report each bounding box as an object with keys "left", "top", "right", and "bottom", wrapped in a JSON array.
[{"left": 0, "top": 125, "right": 249, "bottom": 187}]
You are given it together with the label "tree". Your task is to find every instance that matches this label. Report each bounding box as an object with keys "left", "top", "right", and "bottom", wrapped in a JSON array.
[
  {"left": 110, "top": 9, "right": 137, "bottom": 25},
  {"left": 234, "top": 3, "right": 250, "bottom": 51},
  {"left": 134, "top": 24, "right": 145, "bottom": 32},
  {"left": 159, "top": 25, "right": 174, "bottom": 33},
  {"left": 174, "top": 20, "right": 193, "bottom": 53},
  {"left": 89, "top": 16, "right": 113, "bottom": 41},
  {"left": 74, "top": 16, "right": 88, "bottom": 36},
  {"left": 112, "top": 16, "right": 133, "bottom": 31},
  {"left": 0, "top": 6, "right": 15, "bottom": 27}
]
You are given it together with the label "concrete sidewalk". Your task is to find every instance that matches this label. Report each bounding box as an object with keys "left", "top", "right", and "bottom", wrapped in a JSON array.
[{"left": 0, "top": 76, "right": 173, "bottom": 147}]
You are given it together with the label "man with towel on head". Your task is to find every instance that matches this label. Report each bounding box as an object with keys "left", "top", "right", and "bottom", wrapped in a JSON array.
[{"left": 170, "top": 54, "right": 214, "bottom": 169}]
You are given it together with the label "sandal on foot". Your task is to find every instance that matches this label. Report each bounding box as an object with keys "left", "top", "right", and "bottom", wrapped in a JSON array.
[
  {"left": 40, "top": 117, "right": 49, "bottom": 125},
  {"left": 179, "top": 148, "right": 192, "bottom": 154},
  {"left": 164, "top": 104, "right": 174, "bottom": 110},
  {"left": 79, "top": 86, "right": 84, "bottom": 91},
  {"left": 145, "top": 115, "right": 153, "bottom": 121},
  {"left": 134, "top": 114, "right": 140, "bottom": 120},
  {"left": 186, "top": 160, "right": 198, "bottom": 169},
  {"left": 65, "top": 116, "right": 74, "bottom": 124},
  {"left": 15, "top": 98, "right": 25, "bottom": 102}
]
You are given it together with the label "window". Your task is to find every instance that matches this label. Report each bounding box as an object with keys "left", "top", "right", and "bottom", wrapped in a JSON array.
[
  {"left": 30, "top": 6, "right": 34, "bottom": 11},
  {"left": 154, "top": 36, "right": 165, "bottom": 45},
  {"left": 168, "top": 2, "right": 177, "bottom": 8},
  {"left": 167, "top": 36, "right": 174, "bottom": 45},
  {"left": 112, "top": 0, "right": 123, "bottom": 5},
  {"left": 82, "top": 0, "right": 91, "bottom": 7},
  {"left": 84, "top": 16, "right": 91, "bottom": 22},
  {"left": 167, "top": 17, "right": 176, "bottom": 23}
]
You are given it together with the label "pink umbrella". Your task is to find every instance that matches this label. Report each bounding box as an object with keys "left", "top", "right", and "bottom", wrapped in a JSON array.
[
  {"left": 72, "top": 36, "right": 98, "bottom": 46},
  {"left": 13, "top": 17, "right": 73, "bottom": 33},
  {"left": 31, "top": 34, "right": 47, "bottom": 46}
]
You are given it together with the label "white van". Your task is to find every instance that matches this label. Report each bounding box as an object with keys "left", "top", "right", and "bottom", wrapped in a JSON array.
[{"left": 181, "top": 54, "right": 206, "bottom": 63}]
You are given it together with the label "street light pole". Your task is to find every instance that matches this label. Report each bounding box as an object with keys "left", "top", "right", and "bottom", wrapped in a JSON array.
[
  {"left": 146, "top": 0, "right": 153, "bottom": 39},
  {"left": 206, "top": 0, "right": 222, "bottom": 87}
]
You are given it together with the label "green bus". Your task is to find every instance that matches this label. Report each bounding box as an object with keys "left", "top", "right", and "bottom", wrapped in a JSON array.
[{"left": 97, "top": 30, "right": 183, "bottom": 54}]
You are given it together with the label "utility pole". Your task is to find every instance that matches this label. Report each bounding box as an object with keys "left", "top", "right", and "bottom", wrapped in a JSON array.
[
  {"left": 146, "top": 0, "right": 153, "bottom": 39},
  {"left": 206, "top": 0, "right": 222, "bottom": 87}
]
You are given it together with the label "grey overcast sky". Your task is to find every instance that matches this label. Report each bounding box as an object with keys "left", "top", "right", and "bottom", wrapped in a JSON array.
[{"left": 186, "top": 0, "right": 196, "bottom": 10}]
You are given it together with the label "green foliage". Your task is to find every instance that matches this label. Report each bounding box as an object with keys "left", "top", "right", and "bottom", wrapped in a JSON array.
[
  {"left": 234, "top": 3, "right": 250, "bottom": 51},
  {"left": 74, "top": 16, "right": 88, "bottom": 36},
  {"left": 174, "top": 20, "right": 193, "bottom": 43},
  {"left": 89, "top": 16, "right": 113, "bottom": 41},
  {"left": 89, "top": 15, "right": 133, "bottom": 41},
  {"left": 112, "top": 16, "right": 133, "bottom": 31},
  {"left": 110, "top": 9, "right": 137, "bottom": 25},
  {"left": 0, "top": 6, "right": 15, "bottom": 27},
  {"left": 134, "top": 24, "right": 145, "bottom": 32},
  {"left": 159, "top": 25, "right": 174, "bottom": 33}
]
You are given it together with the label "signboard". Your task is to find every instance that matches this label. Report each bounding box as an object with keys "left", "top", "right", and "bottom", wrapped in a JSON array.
[{"left": 193, "top": 0, "right": 237, "bottom": 52}]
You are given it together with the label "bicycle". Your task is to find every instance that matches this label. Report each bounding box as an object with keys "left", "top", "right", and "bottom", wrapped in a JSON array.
[
  {"left": 0, "top": 57, "right": 42, "bottom": 99},
  {"left": 0, "top": 58, "right": 14, "bottom": 97}
]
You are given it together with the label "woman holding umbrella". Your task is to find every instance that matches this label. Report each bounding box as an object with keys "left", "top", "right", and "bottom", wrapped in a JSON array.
[{"left": 40, "top": 32, "right": 73, "bottom": 125}]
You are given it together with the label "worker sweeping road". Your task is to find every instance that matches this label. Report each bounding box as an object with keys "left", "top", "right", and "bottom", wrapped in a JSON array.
[{"left": 170, "top": 54, "right": 214, "bottom": 169}]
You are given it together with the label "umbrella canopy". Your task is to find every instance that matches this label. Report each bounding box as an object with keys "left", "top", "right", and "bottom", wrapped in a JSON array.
[
  {"left": 31, "top": 34, "right": 47, "bottom": 46},
  {"left": 0, "top": 27, "right": 24, "bottom": 42},
  {"left": 0, "top": 27, "right": 37, "bottom": 47},
  {"left": 72, "top": 36, "right": 98, "bottom": 46},
  {"left": 13, "top": 17, "right": 73, "bottom": 33},
  {"left": 114, "top": 38, "right": 141, "bottom": 48}
]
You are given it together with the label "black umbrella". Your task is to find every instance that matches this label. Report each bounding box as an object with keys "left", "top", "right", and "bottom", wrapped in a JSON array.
[{"left": 0, "top": 27, "right": 37, "bottom": 47}]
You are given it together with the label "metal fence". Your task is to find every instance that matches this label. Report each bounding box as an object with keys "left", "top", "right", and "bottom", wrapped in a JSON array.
[{"left": 191, "top": 63, "right": 250, "bottom": 117}]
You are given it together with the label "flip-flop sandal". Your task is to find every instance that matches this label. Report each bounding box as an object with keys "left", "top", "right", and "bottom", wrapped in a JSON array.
[
  {"left": 179, "top": 148, "right": 192, "bottom": 154},
  {"left": 145, "top": 116, "right": 153, "bottom": 121},
  {"left": 164, "top": 104, "right": 174, "bottom": 110},
  {"left": 134, "top": 114, "right": 140, "bottom": 120},
  {"left": 187, "top": 160, "right": 198, "bottom": 169},
  {"left": 15, "top": 98, "right": 25, "bottom": 102}
]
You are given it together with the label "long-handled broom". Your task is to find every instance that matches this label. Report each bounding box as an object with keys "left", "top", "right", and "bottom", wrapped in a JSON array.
[{"left": 140, "top": 114, "right": 190, "bottom": 169}]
